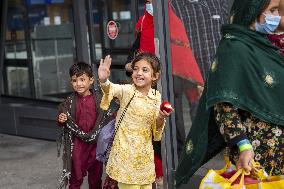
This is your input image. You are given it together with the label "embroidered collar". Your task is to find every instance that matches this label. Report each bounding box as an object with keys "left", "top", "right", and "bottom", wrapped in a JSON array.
[{"left": 131, "top": 84, "right": 157, "bottom": 99}]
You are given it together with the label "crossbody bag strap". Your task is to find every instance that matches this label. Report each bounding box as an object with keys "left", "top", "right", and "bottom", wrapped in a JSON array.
[{"left": 104, "top": 91, "right": 136, "bottom": 158}]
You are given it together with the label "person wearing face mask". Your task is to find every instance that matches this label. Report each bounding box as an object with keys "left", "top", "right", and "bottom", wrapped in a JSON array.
[
  {"left": 175, "top": 0, "right": 284, "bottom": 186},
  {"left": 124, "top": 0, "right": 154, "bottom": 75},
  {"left": 267, "top": 0, "right": 284, "bottom": 56},
  {"left": 255, "top": 13, "right": 281, "bottom": 34},
  {"left": 135, "top": 0, "right": 155, "bottom": 54},
  {"left": 125, "top": 0, "right": 154, "bottom": 75}
]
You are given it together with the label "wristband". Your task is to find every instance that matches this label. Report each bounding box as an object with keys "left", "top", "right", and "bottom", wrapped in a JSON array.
[
  {"left": 239, "top": 143, "right": 253, "bottom": 152},
  {"left": 237, "top": 139, "right": 250, "bottom": 147},
  {"left": 100, "top": 79, "right": 110, "bottom": 86}
]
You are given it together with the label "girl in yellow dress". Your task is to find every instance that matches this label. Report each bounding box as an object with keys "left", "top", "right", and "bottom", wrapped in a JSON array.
[{"left": 98, "top": 52, "right": 173, "bottom": 189}]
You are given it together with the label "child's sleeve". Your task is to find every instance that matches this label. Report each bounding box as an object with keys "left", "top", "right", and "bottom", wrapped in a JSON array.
[
  {"left": 100, "top": 80, "right": 124, "bottom": 110},
  {"left": 152, "top": 92, "right": 165, "bottom": 141},
  {"left": 57, "top": 98, "right": 68, "bottom": 126}
]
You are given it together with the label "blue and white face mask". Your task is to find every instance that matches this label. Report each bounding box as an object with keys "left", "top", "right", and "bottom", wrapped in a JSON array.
[
  {"left": 255, "top": 14, "right": 281, "bottom": 34},
  {"left": 146, "top": 3, "right": 153, "bottom": 16}
]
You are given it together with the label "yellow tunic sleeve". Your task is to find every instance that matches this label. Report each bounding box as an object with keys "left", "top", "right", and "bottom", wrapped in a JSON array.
[
  {"left": 152, "top": 91, "right": 165, "bottom": 141},
  {"left": 100, "top": 80, "right": 125, "bottom": 110}
]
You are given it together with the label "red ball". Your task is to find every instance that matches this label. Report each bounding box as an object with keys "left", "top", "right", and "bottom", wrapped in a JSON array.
[{"left": 160, "top": 101, "right": 173, "bottom": 113}]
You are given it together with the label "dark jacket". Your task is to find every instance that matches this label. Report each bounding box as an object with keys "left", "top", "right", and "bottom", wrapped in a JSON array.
[
  {"left": 58, "top": 87, "right": 112, "bottom": 131},
  {"left": 57, "top": 86, "right": 118, "bottom": 189}
]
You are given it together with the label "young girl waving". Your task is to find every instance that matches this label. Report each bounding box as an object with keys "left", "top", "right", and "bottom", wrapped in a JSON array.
[{"left": 98, "top": 52, "right": 173, "bottom": 189}]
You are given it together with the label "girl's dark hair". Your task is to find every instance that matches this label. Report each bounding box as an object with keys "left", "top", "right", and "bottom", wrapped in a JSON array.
[
  {"left": 131, "top": 52, "right": 161, "bottom": 74},
  {"left": 69, "top": 61, "right": 93, "bottom": 78},
  {"left": 131, "top": 52, "right": 161, "bottom": 87}
]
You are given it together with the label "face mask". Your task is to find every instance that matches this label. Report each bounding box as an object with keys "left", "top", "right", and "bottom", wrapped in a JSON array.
[
  {"left": 146, "top": 3, "right": 153, "bottom": 16},
  {"left": 255, "top": 14, "right": 281, "bottom": 34}
]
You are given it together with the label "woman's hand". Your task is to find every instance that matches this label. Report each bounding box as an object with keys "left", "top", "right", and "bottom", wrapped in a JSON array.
[
  {"left": 237, "top": 149, "right": 254, "bottom": 173},
  {"left": 98, "top": 55, "right": 112, "bottom": 83}
]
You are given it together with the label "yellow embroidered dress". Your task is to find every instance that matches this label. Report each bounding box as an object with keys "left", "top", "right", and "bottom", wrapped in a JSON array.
[{"left": 100, "top": 81, "right": 165, "bottom": 185}]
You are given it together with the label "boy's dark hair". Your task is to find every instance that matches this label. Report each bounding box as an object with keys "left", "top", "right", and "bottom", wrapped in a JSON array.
[
  {"left": 131, "top": 52, "right": 161, "bottom": 74},
  {"left": 69, "top": 61, "right": 93, "bottom": 78}
]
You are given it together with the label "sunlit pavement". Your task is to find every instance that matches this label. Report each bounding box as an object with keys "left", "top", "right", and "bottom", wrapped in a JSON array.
[{"left": 0, "top": 133, "right": 224, "bottom": 189}]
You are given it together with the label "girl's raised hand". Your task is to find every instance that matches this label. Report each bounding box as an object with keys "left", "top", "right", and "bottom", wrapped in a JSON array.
[{"left": 98, "top": 55, "right": 112, "bottom": 83}]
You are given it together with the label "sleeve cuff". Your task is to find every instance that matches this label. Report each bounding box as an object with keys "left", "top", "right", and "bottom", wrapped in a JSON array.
[
  {"left": 100, "top": 79, "right": 110, "bottom": 86},
  {"left": 228, "top": 134, "right": 248, "bottom": 147}
]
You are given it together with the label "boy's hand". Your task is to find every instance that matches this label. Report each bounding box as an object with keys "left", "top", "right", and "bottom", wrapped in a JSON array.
[
  {"left": 58, "top": 113, "right": 67, "bottom": 123},
  {"left": 98, "top": 55, "right": 112, "bottom": 83},
  {"left": 237, "top": 149, "right": 254, "bottom": 173}
]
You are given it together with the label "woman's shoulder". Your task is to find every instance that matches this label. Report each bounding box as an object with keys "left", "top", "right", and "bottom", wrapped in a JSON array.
[
  {"left": 217, "top": 37, "right": 251, "bottom": 60},
  {"left": 219, "top": 36, "right": 250, "bottom": 51}
]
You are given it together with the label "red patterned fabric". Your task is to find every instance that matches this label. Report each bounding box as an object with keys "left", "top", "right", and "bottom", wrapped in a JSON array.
[
  {"left": 154, "top": 152, "right": 163, "bottom": 178},
  {"left": 268, "top": 33, "right": 284, "bottom": 57},
  {"left": 69, "top": 95, "right": 103, "bottom": 189}
]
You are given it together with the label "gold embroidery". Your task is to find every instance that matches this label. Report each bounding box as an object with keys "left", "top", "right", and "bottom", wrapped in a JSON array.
[
  {"left": 230, "top": 15, "right": 234, "bottom": 24},
  {"left": 186, "top": 140, "right": 193, "bottom": 154},
  {"left": 224, "top": 33, "right": 235, "bottom": 39},
  {"left": 171, "top": 39, "right": 190, "bottom": 48},
  {"left": 265, "top": 74, "right": 274, "bottom": 86},
  {"left": 211, "top": 59, "right": 217, "bottom": 72}
]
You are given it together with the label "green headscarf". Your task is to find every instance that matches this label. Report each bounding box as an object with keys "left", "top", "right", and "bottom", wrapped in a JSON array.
[
  {"left": 175, "top": 0, "right": 284, "bottom": 187},
  {"left": 230, "top": 0, "right": 268, "bottom": 26}
]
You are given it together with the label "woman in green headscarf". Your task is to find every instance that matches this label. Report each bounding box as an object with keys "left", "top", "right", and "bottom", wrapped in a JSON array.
[{"left": 175, "top": 0, "right": 284, "bottom": 186}]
